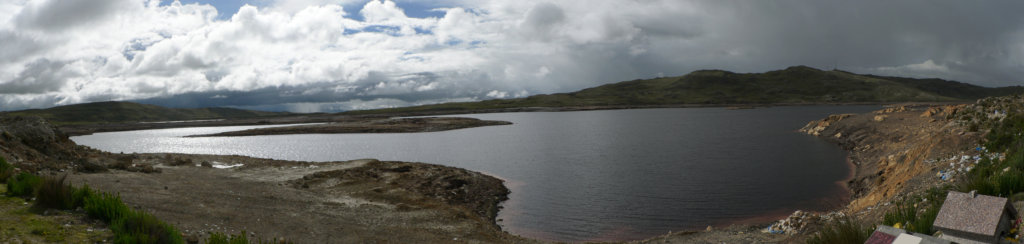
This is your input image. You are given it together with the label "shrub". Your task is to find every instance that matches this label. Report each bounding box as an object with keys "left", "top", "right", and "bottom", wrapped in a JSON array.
[
  {"left": 996, "top": 170, "right": 1024, "bottom": 197},
  {"left": 110, "top": 209, "right": 183, "bottom": 244},
  {"left": 882, "top": 202, "right": 916, "bottom": 229},
  {"left": 84, "top": 192, "right": 131, "bottom": 222},
  {"left": 6, "top": 172, "right": 42, "bottom": 197},
  {"left": 909, "top": 205, "right": 940, "bottom": 235},
  {"left": 72, "top": 184, "right": 94, "bottom": 209},
  {"left": 34, "top": 174, "right": 76, "bottom": 210},
  {"left": 207, "top": 231, "right": 249, "bottom": 244},
  {"left": 83, "top": 191, "right": 183, "bottom": 244},
  {"left": 806, "top": 217, "right": 872, "bottom": 244},
  {"left": 0, "top": 156, "right": 12, "bottom": 182}
]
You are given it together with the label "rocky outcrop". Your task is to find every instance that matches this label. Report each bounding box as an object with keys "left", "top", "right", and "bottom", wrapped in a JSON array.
[
  {"left": 799, "top": 114, "right": 854, "bottom": 136},
  {"left": 290, "top": 160, "right": 510, "bottom": 226},
  {"left": 0, "top": 116, "right": 89, "bottom": 172}
]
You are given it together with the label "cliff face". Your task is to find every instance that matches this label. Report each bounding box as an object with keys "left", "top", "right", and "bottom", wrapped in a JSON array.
[{"left": 800, "top": 104, "right": 980, "bottom": 215}]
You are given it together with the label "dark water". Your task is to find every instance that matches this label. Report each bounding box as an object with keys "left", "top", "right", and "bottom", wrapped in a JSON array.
[{"left": 72, "top": 106, "right": 878, "bottom": 242}]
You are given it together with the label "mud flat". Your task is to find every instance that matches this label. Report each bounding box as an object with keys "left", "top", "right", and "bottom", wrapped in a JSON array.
[{"left": 186, "top": 117, "right": 512, "bottom": 137}]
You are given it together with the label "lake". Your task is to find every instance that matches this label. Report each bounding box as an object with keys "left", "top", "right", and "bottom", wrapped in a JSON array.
[{"left": 72, "top": 106, "right": 878, "bottom": 242}]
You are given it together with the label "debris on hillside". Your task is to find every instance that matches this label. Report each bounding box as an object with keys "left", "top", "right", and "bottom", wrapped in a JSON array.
[{"left": 763, "top": 210, "right": 845, "bottom": 234}]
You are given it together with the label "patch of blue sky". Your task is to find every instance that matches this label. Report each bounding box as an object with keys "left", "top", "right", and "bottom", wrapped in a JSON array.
[
  {"left": 171, "top": 0, "right": 450, "bottom": 21},
  {"left": 159, "top": 0, "right": 270, "bottom": 20}
]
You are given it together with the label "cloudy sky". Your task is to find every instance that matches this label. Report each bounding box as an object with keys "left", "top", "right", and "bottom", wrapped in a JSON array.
[{"left": 1, "top": 0, "right": 1023, "bottom": 112}]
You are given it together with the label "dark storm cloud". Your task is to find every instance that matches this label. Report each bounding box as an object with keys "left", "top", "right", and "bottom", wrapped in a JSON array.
[
  {"left": 0, "top": 59, "right": 68, "bottom": 94},
  {"left": 667, "top": 0, "right": 1024, "bottom": 86},
  {"left": 14, "top": 0, "right": 126, "bottom": 31}
]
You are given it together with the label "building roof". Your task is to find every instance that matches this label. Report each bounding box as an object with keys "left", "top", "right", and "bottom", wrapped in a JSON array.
[
  {"left": 932, "top": 191, "right": 1015, "bottom": 236},
  {"left": 865, "top": 225, "right": 952, "bottom": 244},
  {"left": 865, "top": 230, "right": 898, "bottom": 244}
]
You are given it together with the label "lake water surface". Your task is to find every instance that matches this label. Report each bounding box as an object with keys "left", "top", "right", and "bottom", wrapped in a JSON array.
[{"left": 72, "top": 106, "right": 878, "bottom": 242}]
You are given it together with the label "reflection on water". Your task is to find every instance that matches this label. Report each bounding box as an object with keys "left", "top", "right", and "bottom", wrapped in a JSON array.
[{"left": 73, "top": 106, "right": 877, "bottom": 242}]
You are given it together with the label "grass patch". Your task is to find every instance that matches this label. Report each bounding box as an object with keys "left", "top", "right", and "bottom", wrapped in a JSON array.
[
  {"left": 0, "top": 194, "right": 113, "bottom": 242},
  {"left": 207, "top": 231, "right": 294, "bottom": 244},
  {"left": 6, "top": 172, "right": 42, "bottom": 197},
  {"left": 207, "top": 231, "right": 250, "bottom": 244},
  {"left": 806, "top": 217, "right": 872, "bottom": 244}
]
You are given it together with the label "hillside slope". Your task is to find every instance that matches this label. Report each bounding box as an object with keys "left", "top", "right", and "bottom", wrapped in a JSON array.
[
  {"left": 2, "top": 101, "right": 289, "bottom": 125},
  {"left": 346, "top": 66, "right": 1023, "bottom": 115}
]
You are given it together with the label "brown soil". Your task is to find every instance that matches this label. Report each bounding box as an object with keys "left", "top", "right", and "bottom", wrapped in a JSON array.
[{"left": 187, "top": 117, "right": 512, "bottom": 137}]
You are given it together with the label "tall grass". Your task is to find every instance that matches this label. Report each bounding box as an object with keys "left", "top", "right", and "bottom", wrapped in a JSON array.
[
  {"left": 110, "top": 209, "right": 183, "bottom": 244},
  {"left": 806, "top": 217, "right": 872, "bottom": 244},
  {"left": 0, "top": 156, "right": 13, "bottom": 182},
  {"left": 34, "top": 174, "right": 75, "bottom": 210},
  {"left": 882, "top": 202, "right": 916, "bottom": 229},
  {"left": 83, "top": 192, "right": 131, "bottom": 223}
]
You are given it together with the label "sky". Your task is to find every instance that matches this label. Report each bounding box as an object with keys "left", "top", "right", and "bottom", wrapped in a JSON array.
[{"left": 1, "top": 0, "right": 1023, "bottom": 112}]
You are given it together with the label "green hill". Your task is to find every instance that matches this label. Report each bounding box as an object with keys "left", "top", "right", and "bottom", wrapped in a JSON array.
[
  {"left": 345, "top": 66, "right": 1024, "bottom": 115},
  {"left": 2, "top": 101, "right": 290, "bottom": 125}
]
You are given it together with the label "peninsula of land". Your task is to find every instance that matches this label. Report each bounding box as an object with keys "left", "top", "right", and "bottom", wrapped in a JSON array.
[{"left": 186, "top": 117, "right": 512, "bottom": 137}]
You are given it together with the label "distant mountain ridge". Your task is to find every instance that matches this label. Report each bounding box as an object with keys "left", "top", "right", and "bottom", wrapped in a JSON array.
[
  {"left": 5, "top": 66, "right": 1022, "bottom": 123},
  {"left": 2, "top": 101, "right": 290, "bottom": 125},
  {"left": 345, "top": 66, "right": 1024, "bottom": 114}
]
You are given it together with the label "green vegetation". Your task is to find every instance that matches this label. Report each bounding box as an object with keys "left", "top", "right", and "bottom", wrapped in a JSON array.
[
  {"left": 0, "top": 196, "right": 113, "bottom": 242},
  {"left": 6, "top": 172, "right": 42, "bottom": 197},
  {"left": 208, "top": 231, "right": 251, "bottom": 244},
  {"left": 206, "top": 231, "right": 293, "bottom": 244},
  {"left": 0, "top": 156, "right": 12, "bottom": 182},
  {"left": 2, "top": 101, "right": 290, "bottom": 125},
  {"left": 0, "top": 158, "right": 285, "bottom": 244},
  {"left": 110, "top": 209, "right": 183, "bottom": 244},
  {"left": 346, "top": 66, "right": 1024, "bottom": 115},
  {"left": 34, "top": 175, "right": 75, "bottom": 210},
  {"left": 806, "top": 217, "right": 873, "bottom": 244},
  {"left": 881, "top": 187, "right": 946, "bottom": 234}
]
